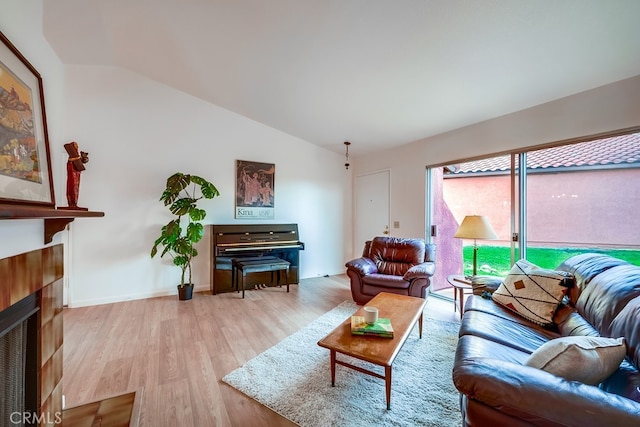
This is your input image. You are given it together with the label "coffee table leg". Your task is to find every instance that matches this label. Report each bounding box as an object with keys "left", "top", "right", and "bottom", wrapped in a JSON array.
[
  {"left": 385, "top": 366, "right": 392, "bottom": 410},
  {"left": 419, "top": 312, "right": 423, "bottom": 339},
  {"left": 330, "top": 350, "right": 336, "bottom": 386}
]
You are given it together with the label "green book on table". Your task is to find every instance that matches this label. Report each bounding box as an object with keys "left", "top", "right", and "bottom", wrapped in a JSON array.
[{"left": 350, "top": 316, "right": 394, "bottom": 338}]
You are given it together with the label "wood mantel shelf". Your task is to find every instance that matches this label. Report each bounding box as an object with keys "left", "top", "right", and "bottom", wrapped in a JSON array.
[{"left": 0, "top": 204, "right": 105, "bottom": 243}]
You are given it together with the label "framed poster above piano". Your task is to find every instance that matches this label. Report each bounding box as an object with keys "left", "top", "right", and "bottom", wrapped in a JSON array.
[{"left": 235, "top": 159, "right": 275, "bottom": 219}]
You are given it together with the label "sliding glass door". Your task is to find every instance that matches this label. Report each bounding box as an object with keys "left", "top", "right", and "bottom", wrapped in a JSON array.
[
  {"left": 427, "top": 131, "right": 640, "bottom": 296},
  {"left": 522, "top": 136, "right": 640, "bottom": 268},
  {"left": 428, "top": 153, "right": 516, "bottom": 293}
]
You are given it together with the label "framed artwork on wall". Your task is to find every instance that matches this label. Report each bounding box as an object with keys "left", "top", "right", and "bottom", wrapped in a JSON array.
[
  {"left": 0, "top": 31, "right": 55, "bottom": 207},
  {"left": 235, "top": 160, "right": 275, "bottom": 219}
]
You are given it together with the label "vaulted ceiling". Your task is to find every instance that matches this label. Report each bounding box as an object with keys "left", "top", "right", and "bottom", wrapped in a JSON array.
[{"left": 43, "top": 0, "right": 640, "bottom": 156}]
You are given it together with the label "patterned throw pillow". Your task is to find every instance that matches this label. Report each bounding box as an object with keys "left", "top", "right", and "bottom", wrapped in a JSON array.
[{"left": 493, "top": 259, "right": 572, "bottom": 327}]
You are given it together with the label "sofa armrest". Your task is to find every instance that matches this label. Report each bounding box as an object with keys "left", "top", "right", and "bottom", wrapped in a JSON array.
[
  {"left": 403, "top": 262, "right": 435, "bottom": 281},
  {"left": 453, "top": 357, "right": 640, "bottom": 426},
  {"left": 345, "top": 257, "right": 378, "bottom": 276}
]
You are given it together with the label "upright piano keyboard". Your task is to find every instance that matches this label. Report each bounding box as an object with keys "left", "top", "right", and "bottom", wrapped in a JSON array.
[{"left": 210, "top": 224, "right": 305, "bottom": 294}]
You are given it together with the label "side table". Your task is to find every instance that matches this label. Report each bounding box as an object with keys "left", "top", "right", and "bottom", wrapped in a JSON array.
[{"left": 447, "top": 274, "right": 472, "bottom": 319}]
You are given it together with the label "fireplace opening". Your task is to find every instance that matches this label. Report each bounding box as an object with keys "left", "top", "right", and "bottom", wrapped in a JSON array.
[{"left": 0, "top": 293, "right": 39, "bottom": 427}]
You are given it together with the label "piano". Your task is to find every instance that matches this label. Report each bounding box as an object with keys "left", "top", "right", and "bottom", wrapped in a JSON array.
[{"left": 210, "top": 223, "right": 305, "bottom": 294}]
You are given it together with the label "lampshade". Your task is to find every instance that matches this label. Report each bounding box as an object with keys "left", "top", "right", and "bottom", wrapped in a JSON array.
[{"left": 454, "top": 215, "right": 498, "bottom": 240}]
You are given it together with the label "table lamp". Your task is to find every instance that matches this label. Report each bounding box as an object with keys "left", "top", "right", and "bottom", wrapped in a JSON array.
[{"left": 454, "top": 215, "right": 498, "bottom": 277}]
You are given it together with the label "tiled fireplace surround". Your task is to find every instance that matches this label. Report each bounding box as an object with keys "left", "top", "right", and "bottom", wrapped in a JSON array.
[{"left": 1, "top": 244, "right": 64, "bottom": 425}]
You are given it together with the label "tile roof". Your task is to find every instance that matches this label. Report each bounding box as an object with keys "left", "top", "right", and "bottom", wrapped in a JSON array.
[{"left": 450, "top": 132, "right": 640, "bottom": 174}]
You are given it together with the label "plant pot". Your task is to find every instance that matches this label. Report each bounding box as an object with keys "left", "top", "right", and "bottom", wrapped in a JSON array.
[{"left": 177, "top": 284, "right": 194, "bottom": 300}]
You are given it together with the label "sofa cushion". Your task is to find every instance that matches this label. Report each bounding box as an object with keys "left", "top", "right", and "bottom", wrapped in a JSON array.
[
  {"left": 459, "top": 308, "right": 560, "bottom": 354},
  {"left": 600, "top": 359, "right": 640, "bottom": 403},
  {"left": 610, "top": 295, "right": 640, "bottom": 369},
  {"left": 575, "top": 264, "right": 640, "bottom": 337},
  {"left": 362, "top": 274, "right": 408, "bottom": 289},
  {"left": 492, "top": 260, "right": 572, "bottom": 327},
  {"left": 554, "top": 308, "right": 600, "bottom": 337},
  {"left": 556, "top": 253, "right": 629, "bottom": 305},
  {"left": 455, "top": 334, "right": 531, "bottom": 367},
  {"left": 525, "top": 336, "right": 627, "bottom": 385},
  {"left": 465, "top": 295, "right": 557, "bottom": 331}
]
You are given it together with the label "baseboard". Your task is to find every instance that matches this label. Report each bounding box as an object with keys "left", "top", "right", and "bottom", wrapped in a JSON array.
[{"left": 67, "top": 284, "right": 212, "bottom": 308}]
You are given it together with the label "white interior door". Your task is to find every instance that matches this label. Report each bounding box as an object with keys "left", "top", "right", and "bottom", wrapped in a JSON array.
[{"left": 355, "top": 170, "right": 390, "bottom": 257}]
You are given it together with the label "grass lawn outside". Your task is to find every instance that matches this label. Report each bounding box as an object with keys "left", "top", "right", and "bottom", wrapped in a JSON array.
[{"left": 463, "top": 246, "right": 640, "bottom": 277}]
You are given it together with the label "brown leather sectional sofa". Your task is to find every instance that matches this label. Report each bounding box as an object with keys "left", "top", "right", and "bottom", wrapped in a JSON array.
[{"left": 453, "top": 253, "right": 640, "bottom": 426}]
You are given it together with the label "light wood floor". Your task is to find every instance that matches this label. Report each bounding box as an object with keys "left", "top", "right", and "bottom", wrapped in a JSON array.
[{"left": 63, "top": 275, "right": 460, "bottom": 426}]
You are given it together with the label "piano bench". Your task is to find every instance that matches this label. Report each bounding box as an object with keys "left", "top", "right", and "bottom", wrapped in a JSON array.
[{"left": 232, "top": 257, "right": 291, "bottom": 299}]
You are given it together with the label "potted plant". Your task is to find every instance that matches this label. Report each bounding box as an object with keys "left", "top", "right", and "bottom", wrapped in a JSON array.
[{"left": 151, "top": 172, "right": 220, "bottom": 300}]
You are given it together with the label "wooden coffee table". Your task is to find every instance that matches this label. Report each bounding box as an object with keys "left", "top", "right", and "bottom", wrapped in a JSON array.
[{"left": 317, "top": 292, "right": 427, "bottom": 410}]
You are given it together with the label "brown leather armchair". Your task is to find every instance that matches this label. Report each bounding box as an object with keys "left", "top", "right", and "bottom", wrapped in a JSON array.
[{"left": 345, "top": 236, "right": 436, "bottom": 304}]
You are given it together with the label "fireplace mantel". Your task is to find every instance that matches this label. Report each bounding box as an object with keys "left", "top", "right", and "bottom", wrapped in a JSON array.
[{"left": 0, "top": 204, "right": 104, "bottom": 243}]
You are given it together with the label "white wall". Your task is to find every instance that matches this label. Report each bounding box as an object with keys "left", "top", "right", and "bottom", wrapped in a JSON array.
[
  {"left": 62, "top": 65, "right": 351, "bottom": 306},
  {"left": 1, "top": 1, "right": 352, "bottom": 307},
  {"left": 352, "top": 75, "right": 640, "bottom": 253}
]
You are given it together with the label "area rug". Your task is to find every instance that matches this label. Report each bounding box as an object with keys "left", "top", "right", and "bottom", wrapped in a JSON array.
[{"left": 222, "top": 301, "right": 462, "bottom": 427}]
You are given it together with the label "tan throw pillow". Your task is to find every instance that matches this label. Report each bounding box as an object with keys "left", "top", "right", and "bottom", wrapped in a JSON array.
[
  {"left": 525, "top": 336, "right": 626, "bottom": 385},
  {"left": 492, "top": 259, "right": 571, "bottom": 326},
  {"left": 471, "top": 275, "right": 503, "bottom": 296}
]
